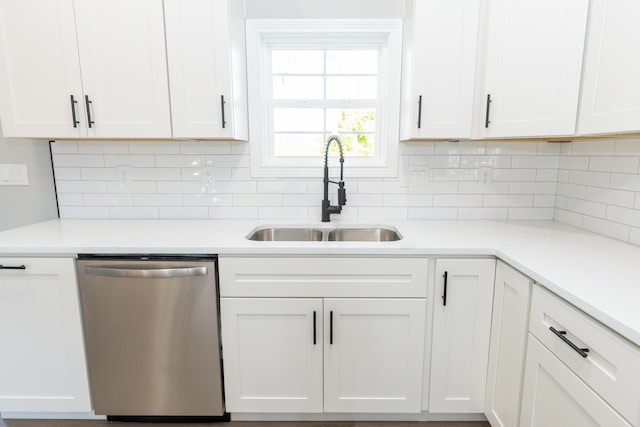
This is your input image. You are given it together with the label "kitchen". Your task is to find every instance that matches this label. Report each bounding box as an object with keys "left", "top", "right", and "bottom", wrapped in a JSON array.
[{"left": 0, "top": 0, "right": 639, "bottom": 426}]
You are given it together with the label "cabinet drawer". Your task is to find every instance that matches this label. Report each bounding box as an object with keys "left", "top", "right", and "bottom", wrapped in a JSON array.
[
  {"left": 219, "top": 256, "right": 428, "bottom": 298},
  {"left": 529, "top": 285, "right": 640, "bottom": 423}
]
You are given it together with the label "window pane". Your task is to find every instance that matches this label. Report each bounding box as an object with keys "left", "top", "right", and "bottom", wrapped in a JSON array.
[
  {"left": 325, "top": 133, "right": 375, "bottom": 157},
  {"left": 326, "top": 50, "right": 378, "bottom": 74},
  {"left": 272, "top": 50, "right": 324, "bottom": 74},
  {"left": 326, "top": 109, "right": 376, "bottom": 133},
  {"left": 274, "top": 133, "right": 325, "bottom": 157},
  {"left": 273, "top": 76, "right": 324, "bottom": 99},
  {"left": 326, "top": 77, "right": 377, "bottom": 100},
  {"left": 273, "top": 108, "right": 324, "bottom": 132}
]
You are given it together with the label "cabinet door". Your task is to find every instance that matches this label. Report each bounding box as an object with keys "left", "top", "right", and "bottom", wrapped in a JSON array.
[
  {"left": 220, "top": 298, "right": 323, "bottom": 413},
  {"left": 0, "top": 0, "right": 85, "bottom": 138},
  {"left": 578, "top": 0, "right": 640, "bottom": 135},
  {"left": 165, "top": 0, "right": 248, "bottom": 139},
  {"left": 520, "top": 335, "right": 631, "bottom": 427},
  {"left": 480, "top": 0, "right": 588, "bottom": 137},
  {"left": 0, "top": 258, "right": 91, "bottom": 412},
  {"left": 484, "top": 261, "right": 532, "bottom": 427},
  {"left": 429, "top": 258, "right": 495, "bottom": 413},
  {"left": 400, "top": 0, "right": 480, "bottom": 139},
  {"left": 74, "top": 0, "right": 171, "bottom": 138},
  {"left": 323, "top": 298, "right": 425, "bottom": 413}
]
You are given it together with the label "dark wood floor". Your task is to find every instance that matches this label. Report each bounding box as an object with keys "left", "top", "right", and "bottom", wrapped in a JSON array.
[{"left": 0, "top": 419, "right": 490, "bottom": 427}]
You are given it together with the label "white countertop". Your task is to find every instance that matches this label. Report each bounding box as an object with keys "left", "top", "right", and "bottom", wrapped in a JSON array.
[{"left": 1, "top": 218, "right": 639, "bottom": 347}]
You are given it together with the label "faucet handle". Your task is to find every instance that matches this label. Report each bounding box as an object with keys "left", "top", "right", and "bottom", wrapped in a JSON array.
[{"left": 338, "top": 182, "right": 347, "bottom": 206}]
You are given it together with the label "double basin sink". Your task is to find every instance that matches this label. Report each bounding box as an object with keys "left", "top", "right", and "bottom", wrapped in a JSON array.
[{"left": 247, "top": 226, "right": 402, "bottom": 242}]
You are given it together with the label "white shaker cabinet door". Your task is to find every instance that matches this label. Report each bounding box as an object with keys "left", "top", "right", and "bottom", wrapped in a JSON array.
[
  {"left": 578, "top": 0, "right": 640, "bottom": 135},
  {"left": 400, "top": 0, "right": 480, "bottom": 140},
  {"left": 520, "top": 335, "right": 631, "bottom": 427},
  {"left": 323, "top": 298, "right": 425, "bottom": 413},
  {"left": 429, "top": 258, "right": 495, "bottom": 413},
  {"left": 484, "top": 261, "right": 532, "bottom": 427},
  {"left": 164, "top": 0, "right": 248, "bottom": 140},
  {"left": 73, "top": 0, "right": 171, "bottom": 138},
  {"left": 0, "top": 0, "right": 85, "bottom": 138},
  {"left": 479, "top": 0, "right": 588, "bottom": 138},
  {"left": 0, "top": 258, "right": 91, "bottom": 412},
  {"left": 220, "top": 298, "right": 324, "bottom": 413}
]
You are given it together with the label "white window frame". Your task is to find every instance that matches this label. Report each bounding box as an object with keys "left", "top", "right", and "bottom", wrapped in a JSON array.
[{"left": 246, "top": 19, "right": 402, "bottom": 178}]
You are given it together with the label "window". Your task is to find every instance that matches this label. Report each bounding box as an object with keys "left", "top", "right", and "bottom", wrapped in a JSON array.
[{"left": 246, "top": 20, "right": 402, "bottom": 178}]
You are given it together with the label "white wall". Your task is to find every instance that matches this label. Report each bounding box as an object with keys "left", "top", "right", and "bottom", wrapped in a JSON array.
[{"left": 0, "top": 127, "right": 58, "bottom": 231}]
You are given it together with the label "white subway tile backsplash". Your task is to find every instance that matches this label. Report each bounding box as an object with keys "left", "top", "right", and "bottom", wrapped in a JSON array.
[
  {"left": 258, "top": 206, "right": 309, "bottom": 220},
  {"left": 78, "top": 140, "right": 129, "bottom": 154},
  {"left": 589, "top": 156, "right": 639, "bottom": 173},
  {"left": 159, "top": 207, "right": 208, "bottom": 219},
  {"left": 56, "top": 180, "right": 107, "bottom": 193},
  {"left": 134, "top": 194, "right": 183, "bottom": 206},
  {"left": 50, "top": 138, "right": 640, "bottom": 247},
  {"left": 84, "top": 194, "right": 133, "bottom": 206},
  {"left": 434, "top": 195, "right": 482, "bottom": 207},
  {"left": 129, "top": 141, "right": 180, "bottom": 154},
  {"left": 54, "top": 154, "right": 104, "bottom": 168},
  {"left": 570, "top": 139, "right": 615, "bottom": 156},
  {"left": 458, "top": 207, "right": 507, "bottom": 220},
  {"left": 59, "top": 206, "right": 109, "bottom": 218},
  {"left": 104, "top": 154, "right": 155, "bottom": 167},
  {"left": 155, "top": 155, "right": 205, "bottom": 168},
  {"left": 50, "top": 140, "right": 78, "bottom": 154},
  {"left": 179, "top": 141, "right": 231, "bottom": 155},
  {"left": 582, "top": 216, "right": 630, "bottom": 242},
  {"left": 586, "top": 187, "right": 635, "bottom": 208},
  {"left": 508, "top": 208, "right": 554, "bottom": 220},
  {"left": 109, "top": 207, "right": 159, "bottom": 219}
]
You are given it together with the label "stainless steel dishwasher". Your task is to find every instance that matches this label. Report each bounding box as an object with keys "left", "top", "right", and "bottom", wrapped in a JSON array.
[{"left": 76, "top": 255, "right": 225, "bottom": 421}]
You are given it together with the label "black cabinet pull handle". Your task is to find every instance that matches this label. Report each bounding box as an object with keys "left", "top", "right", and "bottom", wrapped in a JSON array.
[
  {"left": 330, "top": 310, "right": 333, "bottom": 345},
  {"left": 417, "top": 95, "right": 423, "bottom": 129},
  {"left": 313, "top": 311, "right": 317, "bottom": 345},
  {"left": 70, "top": 95, "right": 79, "bottom": 128},
  {"left": 442, "top": 271, "right": 448, "bottom": 306},
  {"left": 549, "top": 326, "right": 589, "bottom": 358},
  {"left": 220, "top": 95, "right": 227, "bottom": 129},
  {"left": 485, "top": 94, "right": 492, "bottom": 128},
  {"left": 0, "top": 265, "right": 26, "bottom": 270},
  {"left": 85, "top": 95, "right": 94, "bottom": 128}
]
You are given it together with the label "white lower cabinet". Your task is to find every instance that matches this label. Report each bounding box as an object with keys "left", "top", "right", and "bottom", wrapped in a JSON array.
[
  {"left": 221, "top": 297, "right": 426, "bottom": 414},
  {"left": 520, "top": 335, "right": 631, "bottom": 427},
  {"left": 429, "top": 258, "right": 495, "bottom": 413},
  {"left": 0, "top": 258, "right": 91, "bottom": 412},
  {"left": 220, "top": 298, "right": 323, "bottom": 413},
  {"left": 219, "top": 256, "right": 427, "bottom": 414},
  {"left": 484, "top": 261, "right": 533, "bottom": 427}
]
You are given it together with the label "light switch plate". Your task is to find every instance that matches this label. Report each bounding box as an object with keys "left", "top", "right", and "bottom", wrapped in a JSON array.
[{"left": 0, "top": 164, "right": 29, "bottom": 186}]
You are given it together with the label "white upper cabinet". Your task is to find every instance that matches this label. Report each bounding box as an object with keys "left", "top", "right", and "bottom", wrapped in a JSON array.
[
  {"left": 0, "top": 0, "right": 85, "bottom": 138},
  {"left": 0, "top": 0, "right": 171, "bottom": 139},
  {"left": 165, "top": 0, "right": 248, "bottom": 140},
  {"left": 74, "top": 0, "right": 171, "bottom": 138},
  {"left": 400, "top": 0, "right": 480, "bottom": 140},
  {"left": 478, "top": 0, "right": 588, "bottom": 138},
  {"left": 577, "top": 0, "right": 640, "bottom": 135}
]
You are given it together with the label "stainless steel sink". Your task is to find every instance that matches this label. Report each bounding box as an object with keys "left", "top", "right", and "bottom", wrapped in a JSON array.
[
  {"left": 247, "top": 226, "right": 402, "bottom": 242},
  {"left": 327, "top": 228, "right": 402, "bottom": 242},
  {"left": 247, "top": 227, "right": 324, "bottom": 241}
]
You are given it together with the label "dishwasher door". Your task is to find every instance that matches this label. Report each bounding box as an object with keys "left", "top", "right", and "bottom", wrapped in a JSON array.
[{"left": 77, "top": 257, "right": 224, "bottom": 417}]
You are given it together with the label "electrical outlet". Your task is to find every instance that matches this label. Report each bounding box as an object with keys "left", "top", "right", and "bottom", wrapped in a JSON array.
[
  {"left": 116, "top": 166, "right": 131, "bottom": 189},
  {"left": 479, "top": 166, "right": 493, "bottom": 185},
  {"left": 402, "top": 166, "right": 429, "bottom": 187}
]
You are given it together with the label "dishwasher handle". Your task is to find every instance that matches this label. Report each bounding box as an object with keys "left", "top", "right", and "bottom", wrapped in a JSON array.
[{"left": 83, "top": 265, "right": 207, "bottom": 279}]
